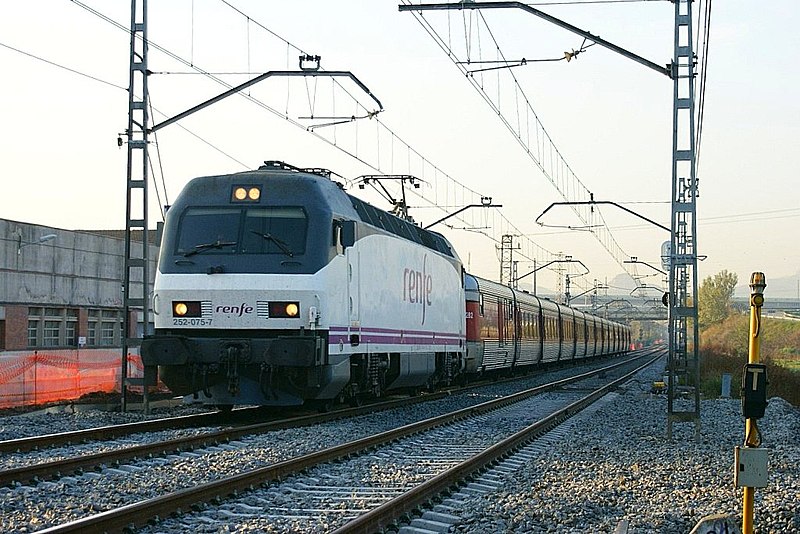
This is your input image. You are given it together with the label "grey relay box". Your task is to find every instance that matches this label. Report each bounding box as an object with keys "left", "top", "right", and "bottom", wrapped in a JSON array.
[{"left": 734, "top": 446, "right": 768, "bottom": 488}]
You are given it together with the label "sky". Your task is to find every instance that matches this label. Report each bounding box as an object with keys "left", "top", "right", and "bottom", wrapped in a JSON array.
[{"left": 1, "top": 1, "right": 799, "bottom": 298}]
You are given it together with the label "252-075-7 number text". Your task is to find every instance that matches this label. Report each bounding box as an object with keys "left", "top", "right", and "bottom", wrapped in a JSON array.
[{"left": 172, "top": 318, "right": 213, "bottom": 326}]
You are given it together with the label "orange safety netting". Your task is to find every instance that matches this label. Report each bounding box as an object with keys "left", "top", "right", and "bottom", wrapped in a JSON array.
[{"left": 0, "top": 349, "right": 156, "bottom": 409}]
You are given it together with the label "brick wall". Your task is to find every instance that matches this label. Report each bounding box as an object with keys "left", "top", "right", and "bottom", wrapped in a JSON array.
[{"left": 4, "top": 305, "right": 27, "bottom": 350}]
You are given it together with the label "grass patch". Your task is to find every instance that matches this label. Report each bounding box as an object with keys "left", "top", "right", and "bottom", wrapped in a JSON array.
[{"left": 700, "top": 315, "right": 800, "bottom": 406}]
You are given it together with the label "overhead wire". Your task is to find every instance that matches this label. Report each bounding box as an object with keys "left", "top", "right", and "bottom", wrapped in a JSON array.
[
  {"left": 0, "top": 40, "right": 126, "bottom": 91},
  {"left": 525, "top": 1, "right": 668, "bottom": 4},
  {"left": 404, "top": 2, "right": 645, "bottom": 287},
  {"left": 65, "top": 0, "right": 588, "bottom": 272},
  {"left": 0, "top": 34, "right": 249, "bottom": 204},
  {"left": 11, "top": 2, "right": 673, "bottom": 286},
  {"left": 209, "top": 0, "right": 568, "bottom": 267},
  {"left": 694, "top": 0, "right": 712, "bottom": 176},
  {"left": 147, "top": 97, "right": 170, "bottom": 219}
]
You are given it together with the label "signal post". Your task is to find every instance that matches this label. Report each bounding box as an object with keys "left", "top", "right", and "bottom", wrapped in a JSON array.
[{"left": 736, "top": 272, "right": 769, "bottom": 534}]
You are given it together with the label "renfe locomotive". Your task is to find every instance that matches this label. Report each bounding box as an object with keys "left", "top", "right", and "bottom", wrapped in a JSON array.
[{"left": 141, "top": 161, "right": 630, "bottom": 408}]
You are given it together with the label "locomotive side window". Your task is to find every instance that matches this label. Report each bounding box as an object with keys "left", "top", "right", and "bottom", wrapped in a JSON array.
[{"left": 332, "top": 220, "right": 343, "bottom": 255}]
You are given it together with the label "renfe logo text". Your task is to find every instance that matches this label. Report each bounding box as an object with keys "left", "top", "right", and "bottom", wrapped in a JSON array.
[
  {"left": 216, "top": 303, "right": 253, "bottom": 317},
  {"left": 403, "top": 256, "right": 432, "bottom": 325}
]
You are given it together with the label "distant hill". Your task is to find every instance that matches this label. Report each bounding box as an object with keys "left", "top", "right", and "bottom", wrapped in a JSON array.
[
  {"left": 611, "top": 271, "right": 800, "bottom": 299},
  {"left": 734, "top": 272, "right": 800, "bottom": 299}
]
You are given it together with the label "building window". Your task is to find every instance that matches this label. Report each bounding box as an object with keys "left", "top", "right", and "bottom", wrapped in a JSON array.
[
  {"left": 43, "top": 320, "right": 61, "bottom": 346},
  {"left": 25, "top": 306, "right": 123, "bottom": 348},
  {"left": 65, "top": 320, "right": 77, "bottom": 346},
  {"left": 100, "top": 321, "right": 116, "bottom": 346},
  {"left": 99, "top": 311, "right": 120, "bottom": 346},
  {"left": 88, "top": 309, "right": 99, "bottom": 346},
  {"left": 28, "top": 319, "right": 39, "bottom": 347}
]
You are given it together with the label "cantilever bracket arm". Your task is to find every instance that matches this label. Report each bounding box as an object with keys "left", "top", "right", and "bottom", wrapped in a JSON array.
[
  {"left": 535, "top": 200, "right": 671, "bottom": 234},
  {"left": 150, "top": 70, "right": 384, "bottom": 134},
  {"left": 568, "top": 284, "right": 607, "bottom": 303},
  {"left": 514, "top": 257, "right": 585, "bottom": 284},
  {"left": 399, "top": 2, "right": 671, "bottom": 79},
  {"left": 424, "top": 202, "right": 502, "bottom": 230}
]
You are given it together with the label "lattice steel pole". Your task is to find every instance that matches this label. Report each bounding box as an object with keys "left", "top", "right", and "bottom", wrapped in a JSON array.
[
  {"left": 500, "top": 234, "right": 514, "bottom": 287},
  {"left": 667, "top": 0, "right": 700, "bottom": 440},
  {"left": 121, "top": 0, "right": 150, "bottom": 412}
]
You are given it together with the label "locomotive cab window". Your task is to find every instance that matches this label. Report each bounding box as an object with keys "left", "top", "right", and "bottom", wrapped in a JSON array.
[
  {"left": 241, "top": 207, "right": 307, "bottom": 255},
  {"left": 176, "top": 208, "right": 239, "bottom": 256},
  {"left": 174, "top": 207, "right": 307, "bottom": 256}
]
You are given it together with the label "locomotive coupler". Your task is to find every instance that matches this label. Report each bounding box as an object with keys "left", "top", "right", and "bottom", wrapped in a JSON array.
[
  {"left": 259, "top": 363, "right": 278, "bottom": 400},
  {"left": 219, "top": 341, "right": 250, "bottom": 396},
  {"left": 190, "top": 364, "right": 215, "bottom": 398},
  {"left": 228, "top": 346, "right": 239, "bottom": 396}
]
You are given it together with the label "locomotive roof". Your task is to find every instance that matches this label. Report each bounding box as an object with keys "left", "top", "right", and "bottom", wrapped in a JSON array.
[{"left": 176, "top": 161, "right": 457, "bottom": 259}]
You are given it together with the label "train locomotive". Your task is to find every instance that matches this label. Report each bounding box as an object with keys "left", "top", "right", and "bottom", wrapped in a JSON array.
[{"left": 141, "top": 161, "right": 630, "bottom": 408}]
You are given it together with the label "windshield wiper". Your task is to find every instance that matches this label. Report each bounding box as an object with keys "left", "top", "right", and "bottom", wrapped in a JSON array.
[
  {"left": 183, "top": 240, "right": 237, "bottom": 257},
  {"left": 249, "top": 230, "right": 294, "bottom": 257}
]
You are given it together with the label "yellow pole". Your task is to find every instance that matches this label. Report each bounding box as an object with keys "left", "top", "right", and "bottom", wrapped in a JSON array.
[{"left": 743, "top": 272, "right": 766, "bottom": 534}]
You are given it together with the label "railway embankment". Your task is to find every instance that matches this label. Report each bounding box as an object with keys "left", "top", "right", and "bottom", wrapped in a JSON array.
[
  {"left": 449, "top": 363, "right": 799, "bottom": 533},
  {"left": 1, "top": 359, "right": 796, "bottom": 533}
]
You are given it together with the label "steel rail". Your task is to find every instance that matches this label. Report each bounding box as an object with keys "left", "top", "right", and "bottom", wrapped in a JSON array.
[
  {"left": 334, "top": 350, "right": 665, "bottom": 533},
  {"left": 35, "top": 349, "right": 661, "bottom": 534},
  {"left": 0, "top": 389, "right": 467, "bottom": 486},
  {"left": 0, "top": 410, "right": 231, "bottom": 454},
  {"left": 1, "top": 386, "right": 470, "bottom": 454},
  {"left": 1, "top": 351, "right": 642, "bottom": 455}
]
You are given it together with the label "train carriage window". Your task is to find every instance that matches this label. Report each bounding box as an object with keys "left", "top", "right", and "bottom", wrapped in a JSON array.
[
  {"left": 497, "top": 299, "right": 505, "bottom": 343},
  {"left": 522, "top": 312, "right": 528, "bottom": 339},
  {"left": 480, "top": 297, "right": 498, "bottom": 338}
]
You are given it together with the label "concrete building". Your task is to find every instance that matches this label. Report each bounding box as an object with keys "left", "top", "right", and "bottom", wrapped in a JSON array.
[{"left": 0, "top": 218, "right": 158, "bottom": 408}]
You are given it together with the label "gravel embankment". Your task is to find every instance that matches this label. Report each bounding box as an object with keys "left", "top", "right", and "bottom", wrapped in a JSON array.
[
  {"left": 0, "top": 403, "right": 209, "bottom": 442},
  {"left": 452, "top": 365, "right": 800, "bottom": 534},
  {"left": 0, "top": 358, "right": 640, "bottom": 532},
  {"left": 4, "top": 356, "right": 795, "bottom": 533}
]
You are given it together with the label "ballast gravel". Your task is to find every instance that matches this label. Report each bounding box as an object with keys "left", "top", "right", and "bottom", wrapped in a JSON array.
[
  {"left": 449, "top": 367, "right": 800, "bottom": 534},
  {"left": 0, "top": 358, "right": 634, "bottom": 532},
  {"left": 1, "top": 357, "right": 797, "bottom": 533},
  {"left": 0, "top": 402, "right": 210, "bottom": 442}
]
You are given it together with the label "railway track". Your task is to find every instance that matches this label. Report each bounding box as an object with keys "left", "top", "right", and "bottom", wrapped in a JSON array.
[
  {"left": 0, "top": 408, "right": 245, "bottom": 454},
  {"left": 27, "top": 348, "right": 663, "bottom": 533},
  {"left": 0, "top": 353, "right": 652, "bottom": 487},
  {"left": 0, "top": 353, "right": 625, "bottom": 455},
  {"left": 0, "top": 391, "right": 452, "bottom": 487}
]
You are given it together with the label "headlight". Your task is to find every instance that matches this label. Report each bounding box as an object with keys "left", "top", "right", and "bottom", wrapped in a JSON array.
[
  {"left": 269, "top": 301, "right": 300, "bottom": 318},
  {"left": 173, "top": 301, "right": 202, "bottom": 317},
  {"left": 231, "top": 185, "right": 262, "bottom": 202}
]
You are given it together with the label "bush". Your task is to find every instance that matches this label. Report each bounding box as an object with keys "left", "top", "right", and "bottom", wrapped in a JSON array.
[{"left": 700, "top": 314, "right": 800, "bottom": 406}]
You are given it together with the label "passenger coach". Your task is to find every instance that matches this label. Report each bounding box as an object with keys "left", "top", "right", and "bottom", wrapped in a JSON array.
[{"left": 465, "top": 275, "right": 630, "bottom": 374}]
